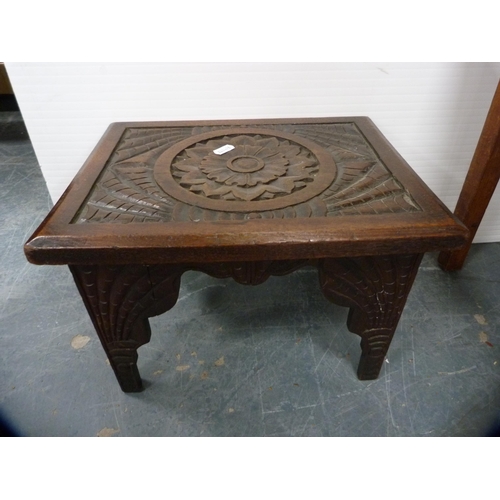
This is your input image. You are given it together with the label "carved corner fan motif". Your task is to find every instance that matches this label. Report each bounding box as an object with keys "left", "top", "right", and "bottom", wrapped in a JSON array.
[{"left": 75, "top": 123, "right": 421, "bottom": 223}]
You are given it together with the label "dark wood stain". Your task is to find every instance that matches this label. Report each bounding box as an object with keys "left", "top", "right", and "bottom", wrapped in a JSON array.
[{"left": 24, "top": 117, "right": 468, "bottom": 392}]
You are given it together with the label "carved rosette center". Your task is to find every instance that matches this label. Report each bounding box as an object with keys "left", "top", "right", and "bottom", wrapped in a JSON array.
[{"left": 226, "top": 155, "right": 266, "bottom": 174}]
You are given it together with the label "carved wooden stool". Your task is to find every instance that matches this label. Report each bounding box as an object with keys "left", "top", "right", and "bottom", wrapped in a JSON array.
[{"left": 24, "top": 118, "right": 468, "bottom": 392}]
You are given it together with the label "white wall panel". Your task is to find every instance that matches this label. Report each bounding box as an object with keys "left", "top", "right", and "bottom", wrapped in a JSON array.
[{"left": 6, "top": 62, "right": 500, "bottom": 242}]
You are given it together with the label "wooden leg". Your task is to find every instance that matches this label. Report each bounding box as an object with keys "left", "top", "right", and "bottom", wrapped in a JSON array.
[
  {"left": 70, "top": 264, "right": 183, "bottom": 392},
  {"left": 318, "top": 253, "right": 423, "bottom": 380},
  {"left": 438, "top": 80, "right": 500, "bottom": 271},
  {"left": 70, "top": 256, "right": 422, "bottom": 388}
]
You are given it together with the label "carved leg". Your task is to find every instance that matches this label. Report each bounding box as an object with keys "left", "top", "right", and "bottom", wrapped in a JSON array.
[
  {"left": 318, "top": 253, "right": 423, "bottom": 380},
  {"left": 70, "top": 264, "right": 184, "bottom": 392}
]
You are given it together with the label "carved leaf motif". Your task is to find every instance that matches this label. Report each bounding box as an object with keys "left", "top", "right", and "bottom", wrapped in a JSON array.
[
  {"left": 319, "top": 160, "right": 419, "bottom": 215},
  {"left": 272, "top": 123, "right": 376, "bottom": 162},
  {"left": 77, "top": 163, "right": 176, "bottom": 223},
  {"left": 321, "top": 161, "right": 419, "bottom": 215},
  {"left": 110, "top": 127, "right": 193, "bottom": 164}
]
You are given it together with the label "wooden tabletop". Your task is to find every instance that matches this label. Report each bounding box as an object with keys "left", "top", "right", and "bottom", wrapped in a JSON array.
[{"left": 25, "top": 117, "right": 468, "bottom": 265}]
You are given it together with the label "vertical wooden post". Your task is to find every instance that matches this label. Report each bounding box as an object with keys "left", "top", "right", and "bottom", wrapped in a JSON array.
[{"left": 439, "top": 80, "right": 500, "bottom": 271}]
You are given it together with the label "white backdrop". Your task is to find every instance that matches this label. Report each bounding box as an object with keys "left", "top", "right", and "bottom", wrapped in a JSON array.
[{"left": 6, "top": 62, "right": 500, "bottom": 242}]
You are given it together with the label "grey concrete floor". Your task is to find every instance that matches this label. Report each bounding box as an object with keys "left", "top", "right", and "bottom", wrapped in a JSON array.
[{"left": 1, "top": 110, "right": 500, "bottom": 437}]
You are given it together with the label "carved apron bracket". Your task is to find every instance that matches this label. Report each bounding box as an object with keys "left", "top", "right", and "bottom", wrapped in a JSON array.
[
  {"left": 197, "top": 259, "right": 310, "bottom": 285},
  {"left": 318, "top": 253, "right": 423, "bottom": 380},
  {"left": 70, "top": 264, "right": 184, "bottom": 392}
]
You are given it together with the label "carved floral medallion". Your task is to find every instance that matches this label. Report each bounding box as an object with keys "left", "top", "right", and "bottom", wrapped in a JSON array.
[
  {"left": 171, "top": 134, "right": 318, "bottom": 202},
  {"left": 153, "top": 128, "right": 337, "bottom": 213}
]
